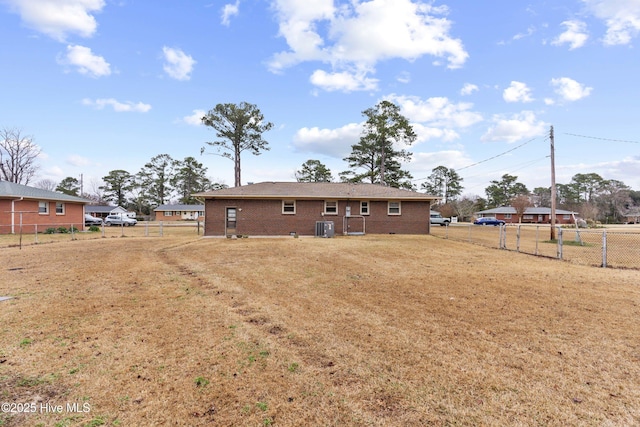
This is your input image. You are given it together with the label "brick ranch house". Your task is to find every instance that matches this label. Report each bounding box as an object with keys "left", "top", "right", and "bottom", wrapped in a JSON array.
[
  {"left": 0, "top": 181, "right": 90, "bottom": 234},
  {"left": 194, "top": 182, "right": 439, "bottom": 237},
  {"left": 475, "top": 206, "right": 579, "bottom": 224},
  {"left": 153, "top": 204, "right": 204, "bottom": 221}
]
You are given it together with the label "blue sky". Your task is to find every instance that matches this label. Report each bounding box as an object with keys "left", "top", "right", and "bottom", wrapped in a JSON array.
[{"left": 1, "top": 0, "right": 639, "bottom": 198}]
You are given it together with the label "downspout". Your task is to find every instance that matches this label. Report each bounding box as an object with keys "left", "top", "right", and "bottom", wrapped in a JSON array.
[{"left": 11, "top": 197, "right": 24, "bottom": 234}]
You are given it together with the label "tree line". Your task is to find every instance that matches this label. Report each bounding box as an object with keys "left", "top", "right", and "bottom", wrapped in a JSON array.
[
  {"left": 421, "top": 170, "right": 639, "bottom": 224},
  {"left": 2, "top": 100, "right": 639, "bottom": 222}
]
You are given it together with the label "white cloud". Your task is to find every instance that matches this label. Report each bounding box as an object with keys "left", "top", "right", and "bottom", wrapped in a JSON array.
[
  {"left": 552, "top": 20, "right": 589, "bottom": 49},
  {"left": 182, "top": 109, "right": 207, "bottom": 126},
  {"left": 411, "top": 124, "right": 460, "bottom": 143},
  {"left": 513, "top": 26, "right": 536, "bottom": 40},
  {"left": 309, "top": 69, "right": 378, "bottom": 92},
  {"left": 58, "top": 44, "right": 110, "bottom": 77},
  {"left": 482, "top": 111, "right": 547, "bottom": 143},
  {"left": 66, "top": 154, "right": 90, "bottom": 167},
  {"left": 583, "top": 0, "right": 640, "bottom": 45},
  {"left": 162, "top": 46, "right": 196, "bottom": 81},
  {"left": 460, "top": 83, "right": 478, "bottom": 96},
  {"left": 550, "top": 77, "right": 592, "bottom": 102},
  {"left": 221, "top": 1, "right": 239, "bottom": 26},
  {"left": 4, "top": 0, "right": 105, "bottom": 41},
  {"left": 411, "top": 150, "right": 474, "bottom": 175},
  {"left": 269, "top": 0, "right": 468, "bottom": 92},
  {"left": 396, "top": 71, "right": 411, "bottom": 84},
  {"left": 388, "top": 94, "right": 483, "bottom": 129},
  {"left": 292, "top": 122, "right": 362, "bottom": 157},
  {"left": 82, "top": 98, "right": 152, "bottom": 113},
  {"left": 503, "top": 81, "right": 534, "bottom": 103}
]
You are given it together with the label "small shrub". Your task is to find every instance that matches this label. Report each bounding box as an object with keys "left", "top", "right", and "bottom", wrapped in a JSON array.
[
  {"left": 88, "top": 225, "right": 100, "bottom": 232},
  {"left": 69, "top": 226, "right": 79, "bottom": 233},
  {"left": 57, "top": 227, "right": 69, "bottom": 234},
  {"left": 85, "top": 416, "right": 105, "bottom": 427},
  {"left": 194, "top": 376, "right": 209, "bottom": 387},
  {"left": 44, "top": 228, "right": 57, "bottom": 234}
]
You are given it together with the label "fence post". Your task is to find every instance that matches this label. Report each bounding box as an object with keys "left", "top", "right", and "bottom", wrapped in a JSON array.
[
  {"left": 557, "top": 227, "right": 563, "bottom": 260},
  {"left": 468, "top": 224, "right": 472, "bottom": 243},
  {"left": 516, "top": 225, "right": 521, "bottom": 252},
  {"left": 602, "top": 230, "right": 607, "bottom": 268},
  {"left": 535, "top": 225, "right": 539, "bottom": 255},
  {"left": 145, "top": 221, "right": 149, "bottom": 237},
  {"left": 160, "top": 221, "right": 163, "bottom": 237},
  {"left": 34, "top": 224, "right": 38, "bottom": 244}
]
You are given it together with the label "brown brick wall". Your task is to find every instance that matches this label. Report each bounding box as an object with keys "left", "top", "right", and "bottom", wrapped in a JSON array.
[
  {"left": 0, "top": 199, "right": 85, "bottom": 234},
  {"left": 204, "top": 198, "right": 430, "bottom": 236}
]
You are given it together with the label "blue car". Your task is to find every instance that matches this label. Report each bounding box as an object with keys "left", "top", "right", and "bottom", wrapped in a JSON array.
[{"left": 473, "top": 217, "right": 505, "bottom": 226}]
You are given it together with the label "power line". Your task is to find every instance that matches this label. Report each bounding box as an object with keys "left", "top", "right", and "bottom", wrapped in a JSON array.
[
  {"left": 564, "top": 133, "right": 640, "bottom": 144},
  {"left": 412, "top": 137, "right": 539, "bottom": 182},
  {"left": 457, "top": 137, "right": 539, "bottom": 171}
]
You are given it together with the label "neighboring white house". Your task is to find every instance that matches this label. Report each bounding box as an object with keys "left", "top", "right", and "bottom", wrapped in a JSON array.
[
  {"left": 153, "top": 204, "right": 204, "bottom": 221},
  {"left": 85, "top": 205, "right": 135, "bottom": 219}
]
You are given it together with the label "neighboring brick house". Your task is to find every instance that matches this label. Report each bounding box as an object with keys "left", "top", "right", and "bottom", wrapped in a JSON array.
[
  {"left": 623, "top": 207, "right": 640, "bottom": 224},
  {"left": 0, "top": 181, "right": 90, "bottom": 234},
  {"left": 153, "top": 204, "right": 204, "bottom": 221},
  {"left": 193, "top": 182, "right": 439, "bottom": 237},
  {"left": 475, "top": 206, "right": 579, "bottom": 224}
]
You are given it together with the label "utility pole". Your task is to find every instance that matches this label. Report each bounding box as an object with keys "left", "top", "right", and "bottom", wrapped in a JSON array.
[{"left": 550, "top": 126, "right": 556, "bottom": 240}]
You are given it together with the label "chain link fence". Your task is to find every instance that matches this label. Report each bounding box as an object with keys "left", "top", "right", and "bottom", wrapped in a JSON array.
[
  {"left": 0, "top": 221, "right": 203, "bottom": 249},
  {"left": 431, "top": 224, "right": 640, "bottom": 269}
]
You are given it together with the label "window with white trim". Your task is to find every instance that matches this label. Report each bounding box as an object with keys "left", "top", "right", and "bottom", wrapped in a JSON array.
[
  {"left": 504, "top": 213, "right": 512, "bottom": 219},
  {"left": 523, "top": 214, "right": 533, "bottom": 220},
  {"left": 360, "top": 201, "right": 369, "bottom": 215},
  {"left": 563, "top": 214, "right": 570, "bottom": 220},
  {"left": 38, "top": 201, "right": 49, "bottom": 214},
  {"left": 282, "top": 200, "right": 296, "bottom": 214},
  {"left": 324, "top": 200, "right": 338, "bottom": 215},
  {"left": 388, "top": 201, "right": 401, "bottom": 215},
  {"left": 164, "top": 211, "right": 173, "bottom": 217},
  {"left": 55, "top": 202, "right": 65, "bottom": 215}
]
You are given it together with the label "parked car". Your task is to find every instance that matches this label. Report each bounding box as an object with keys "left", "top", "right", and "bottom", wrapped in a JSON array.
[
  {"left": 430, "top": 211, "right": 450, "bottom": 226},
  {"left": 474, "top": 217, "right": 506, "bottom": 226},
  {"left": 104, "top": 214, "right": 137, "bottom": 226},
  {"left": 84, "top": 214, "right": 103, "bottom": 226}
]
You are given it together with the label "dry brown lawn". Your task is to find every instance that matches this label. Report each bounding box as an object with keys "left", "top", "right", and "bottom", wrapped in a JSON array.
[{"left": 1, "top": 234, "right": 639, "bottom": 426}]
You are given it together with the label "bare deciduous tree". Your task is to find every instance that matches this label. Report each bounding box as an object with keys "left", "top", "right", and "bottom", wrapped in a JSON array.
[
  {"left": 0, "top": 128, "right": 41, "bottom": 184},
  {"left": 511, "top": 194, "right": 532, "bottom": 223},
  {"left": 34, "top": 178, "right": 58, "bottom": 191}
]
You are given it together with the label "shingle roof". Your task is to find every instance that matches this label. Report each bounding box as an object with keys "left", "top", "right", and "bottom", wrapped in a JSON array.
[
  {"left": 476, "top": 206, "right": 578, "bottom": 215},
  {"left": 154, "top": 204, "right": 204, "bottom": 212},
  {"left": 194, "top": 182, "right": 438, "bottom": 201},
  {"left": 85, "top": 205, "right": 126, "bottom": 214},
  {"left": 0, "top": 181, "right": 90, "bottom": 203}
]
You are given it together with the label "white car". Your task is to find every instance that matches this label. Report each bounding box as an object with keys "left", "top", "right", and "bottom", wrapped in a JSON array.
[
  {"left": 84, "top": 214, "right": 103, "bottom": 226},
  {"left": 104, "top": 214, "right": 137, "bottom": 226},
  {"left": 430, "top": 211, "right": 450, "bottom": 226}
]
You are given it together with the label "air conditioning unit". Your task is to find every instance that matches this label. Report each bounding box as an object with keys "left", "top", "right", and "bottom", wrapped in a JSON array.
[{"left": 315, "top": 221, "right": 334, "bottom": 238}]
